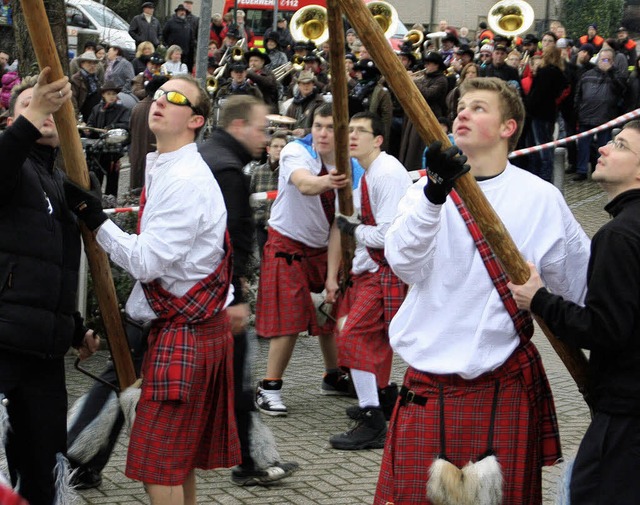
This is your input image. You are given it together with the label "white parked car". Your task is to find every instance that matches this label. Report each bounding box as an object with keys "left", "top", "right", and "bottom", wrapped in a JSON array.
[{"left": 66, "top": 0, "right": 135, "bottom": 58}]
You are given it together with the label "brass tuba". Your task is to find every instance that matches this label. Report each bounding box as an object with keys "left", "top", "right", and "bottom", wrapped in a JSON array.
[
  {"left": 487, "top": 0, "right": 535, "bottom": 37},
  {"left": 290, "top": 5, "right": 329, "bottom": 46},
  {"left": 367, "top": 1, "right": 399, "bottom": 39},
  {"left": 403, "top": 29, "right": 425, "bottom": 50}
]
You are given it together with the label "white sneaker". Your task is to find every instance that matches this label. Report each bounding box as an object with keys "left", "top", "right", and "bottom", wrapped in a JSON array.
[{"left": 255, "top": 382, "right": 288, "bottom": 416}]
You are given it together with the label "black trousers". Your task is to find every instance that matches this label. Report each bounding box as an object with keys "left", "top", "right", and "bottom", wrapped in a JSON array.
[
  {"left": 67, "top": 319, "right": 146, "bottom": 473},
  {"left": 0, "top": 353, "right": 67, "bottom": 505},
  {"left": 233, "top": 329, "right": 258, "bottom": 470},
  {"left": 571, "top": 411, "right": 640, "bottom": 504}
]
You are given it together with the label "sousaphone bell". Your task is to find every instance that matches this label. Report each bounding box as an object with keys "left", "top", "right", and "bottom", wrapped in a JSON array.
[{"left": 487, "top": 0, "right": 535, "bottom": 37}]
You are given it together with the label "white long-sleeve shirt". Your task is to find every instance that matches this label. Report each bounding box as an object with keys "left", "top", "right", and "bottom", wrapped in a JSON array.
[
  {"left": 268, "top": 141, "right": 336, "bottom": 248},
  {"left": 385, "top": 163, "right": 591, "bottom": 379},
  {"left": 352, "top": 152, "right": 412, "bottom": 275},
  {"left": 97, "top": 143, "right": 229, "bottom": 322}
]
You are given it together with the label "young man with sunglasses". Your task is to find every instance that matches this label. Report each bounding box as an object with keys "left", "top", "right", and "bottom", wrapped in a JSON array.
[
  {"left": 255, "top": 103, "right": 350, "bottom": 416},
  {"left": 509, "top": 121, "right": 640, "bottom": 504},
  {"left": 65, "top": 75, "right": 240, "bottom": 505},
  {"left": 375, "top": 78, "right": 590, "bottom": 504},
  {"left": 328, "top": 111, "right": 412, "bottom": 450}
]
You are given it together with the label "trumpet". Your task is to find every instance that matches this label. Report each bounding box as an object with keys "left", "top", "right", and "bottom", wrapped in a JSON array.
[{"left": 273, "top": 55, "right": 305, "bottom": 81}]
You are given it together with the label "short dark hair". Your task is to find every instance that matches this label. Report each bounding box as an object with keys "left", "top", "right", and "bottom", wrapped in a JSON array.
[
  {"left": 269, "top": 131, "right": 288, "bottom": 145},
  {"left": 219, "top": 94, "right": 264, "bottom": 129},
  {"left": 313, "top": 102, "right": 332, "bottom": 119},
  {"left": 542, "top": 31, "right": 558, "bottom": 42},
  {"left": 110, "top": 45, "right": 124, "bottom": 56},
  {"left": 351, "top": 111, "right": 384, "bottom": 138}
]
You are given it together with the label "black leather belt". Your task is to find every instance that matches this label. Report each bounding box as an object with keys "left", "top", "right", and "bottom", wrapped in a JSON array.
[
  {"left": 399, "top": 385, "right": 428, "bottom": 406},
  {"left": 275, "top": 251, "right": 304, "bottom": 265}
]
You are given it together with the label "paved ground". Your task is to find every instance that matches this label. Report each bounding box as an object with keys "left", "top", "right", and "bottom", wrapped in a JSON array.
[{"left": 55, "top": 167, "right": 604, "bottom": 504}]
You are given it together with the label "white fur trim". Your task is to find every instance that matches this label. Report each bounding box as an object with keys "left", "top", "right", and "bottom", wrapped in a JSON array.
[
  {"left": 67, "top": 391, "right": 120, "bottom": 464},
  {"left": 427, "top": 455, "right": 503, "bottom": 505},
  {"left": 119, "top": 379, "right": 143, "bottom": 435},
  {"left": 54, "top": 453, "right": 79, "bottom": 505}
]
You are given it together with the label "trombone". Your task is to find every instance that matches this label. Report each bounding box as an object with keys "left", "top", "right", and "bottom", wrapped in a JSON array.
[
  {"left": 213, "top": 39, "right": 245, "bottom": 79},
  {"left": 272, "top": 55, "right": 305, "bottom": 81}
]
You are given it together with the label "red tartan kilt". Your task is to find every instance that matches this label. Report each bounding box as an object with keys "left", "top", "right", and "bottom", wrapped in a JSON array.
[
  {"left": 256, "top": 229, "right": 334, "bottom": 337},
  {"left": 336, "top": 271, "right": 392, "bottom": 387},
  {"left": 126, "top": 312, "right": 240, "bottom": 485},
  {"left": 375, "top": 341, "right": 559, "bottom": 505}
]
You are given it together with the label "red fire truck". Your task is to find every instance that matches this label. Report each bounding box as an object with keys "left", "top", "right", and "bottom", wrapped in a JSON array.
[{"left": 222, "top": 0, "right": 408, "bottom": 49}]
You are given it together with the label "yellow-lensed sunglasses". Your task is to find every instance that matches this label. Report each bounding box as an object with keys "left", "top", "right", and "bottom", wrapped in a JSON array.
[{"left": 153, "top": 89, "right": 198, "bottom": 113}]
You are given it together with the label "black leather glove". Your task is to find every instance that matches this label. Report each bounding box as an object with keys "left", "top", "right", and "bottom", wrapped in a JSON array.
[
  {"left": 423, "top": 141, "right": 470, "bottom": 204},
  {"left": 336, "top": 215, "right": 360, "bottom": 236},
  {"left": 63, "top": 172, "right": 108, "bottom": 231}
]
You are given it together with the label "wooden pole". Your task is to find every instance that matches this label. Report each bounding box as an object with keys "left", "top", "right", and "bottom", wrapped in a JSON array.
[
  {"left": 337, "top": 0, "right": 590, "bottom": 397},
  {"left": 327, "top": 0, "right": 355, "bottom": 279},
  {"left": 21, "top": 0, "right": 137, "bottom": 390}
]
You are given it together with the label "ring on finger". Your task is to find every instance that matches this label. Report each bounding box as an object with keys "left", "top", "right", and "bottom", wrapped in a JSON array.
[{"left": 59, "top": 90, "right": 64, "bottom": 98}]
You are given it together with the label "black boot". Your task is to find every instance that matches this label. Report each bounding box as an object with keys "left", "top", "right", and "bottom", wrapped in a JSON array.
[
  {"left": 330, "top": 407, "right": 387, "bottom": 450},
  {"left": 346, "top": 382, "right": 398, "bottom": 421}
]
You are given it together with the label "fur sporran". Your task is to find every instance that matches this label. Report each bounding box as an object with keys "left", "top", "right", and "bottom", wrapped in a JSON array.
[
  {"left": 427, "top": 453, "right": 503, "bottom": 505},
  {"left": 427, "top": 380, "right": 503, "bottom": 505}
]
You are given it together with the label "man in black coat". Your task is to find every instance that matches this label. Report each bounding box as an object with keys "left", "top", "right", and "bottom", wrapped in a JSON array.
[
  {"left": 198, "top": 95, "right": 298, "bottom": 486},
  {"left": 162, "top": 4, "right": 195, "bottom": 71},
  {"left": 509, "top": 119, "right": 640, "bottom": 504},
  {"left": 480, "top": 43, "right": 520, "bottom": 89},
  {"left": 128, "top": 2, "right": 162, "bottom": 47},
  {"left": 0, "top": 69, "right": 99, "bottom": 505}
]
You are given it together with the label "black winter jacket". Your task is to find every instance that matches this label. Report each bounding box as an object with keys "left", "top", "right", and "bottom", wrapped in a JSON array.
[
  {"left": 575, "top": 66, "right": 626, "bottom": 126},
  {"left": 532, "top": 189, "right": 640, "bottom": 415},
  {"left": 198, "top": 128, "right": 254, "bottom": 305},
  {"left": 128, "top": 13, "right": 162, "bottom": 46},
  {"left": 0, "top": 117, "right": 82, "bottom": 358},
  {"left": 162, "top": 15, "right": 194, "bottom": 56}
]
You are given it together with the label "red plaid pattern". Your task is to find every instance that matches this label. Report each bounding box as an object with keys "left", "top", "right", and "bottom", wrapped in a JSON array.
[
  {"left": 450, "top": 190, "right": 534, "bottom": 343},
  {"left": 375, "top": 340, "right": 561, "bottom": 505},
  {"left": 336, "top": 271, "right": 393, "bottom": 387},
  {"left": 141, "top": 233, "right": 233, "bottom": 402},
  {"left": 256, "top": 229, "right": 334, "bottom": 337},
  {"left": 125, "top": 311, "right": 240, "bottom": 485},
  {"left": 359, "top": 175, "right": 407, "bottom": 330},
  {"left": 318, "top": 164, "right": 336, "bottom": 226}
]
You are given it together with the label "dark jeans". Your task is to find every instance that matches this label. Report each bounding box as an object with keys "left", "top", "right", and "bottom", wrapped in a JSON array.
[
  {"left": 91, "top": 153, "right": 121, "bottom": 197},
  {"left": 527, "top": 118, "right": 555, "bottom": 182},
  {"left": 256, "top": 224, "right": 268, "bottom": 261},
  {"left": 577, "top": 125, "right": 611, "bottom": 176},
  {"left": 233, "top": 329, "right": 258, "bottom": 470},
  {"left": 67, "top": 319, "right": 147, "bottom": 474},
  {"left": 0, "top": 353, "right": 67, "bottom": 505},
  {"left": 571, "top": 411, "right": 640, "bottom": 504}
]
